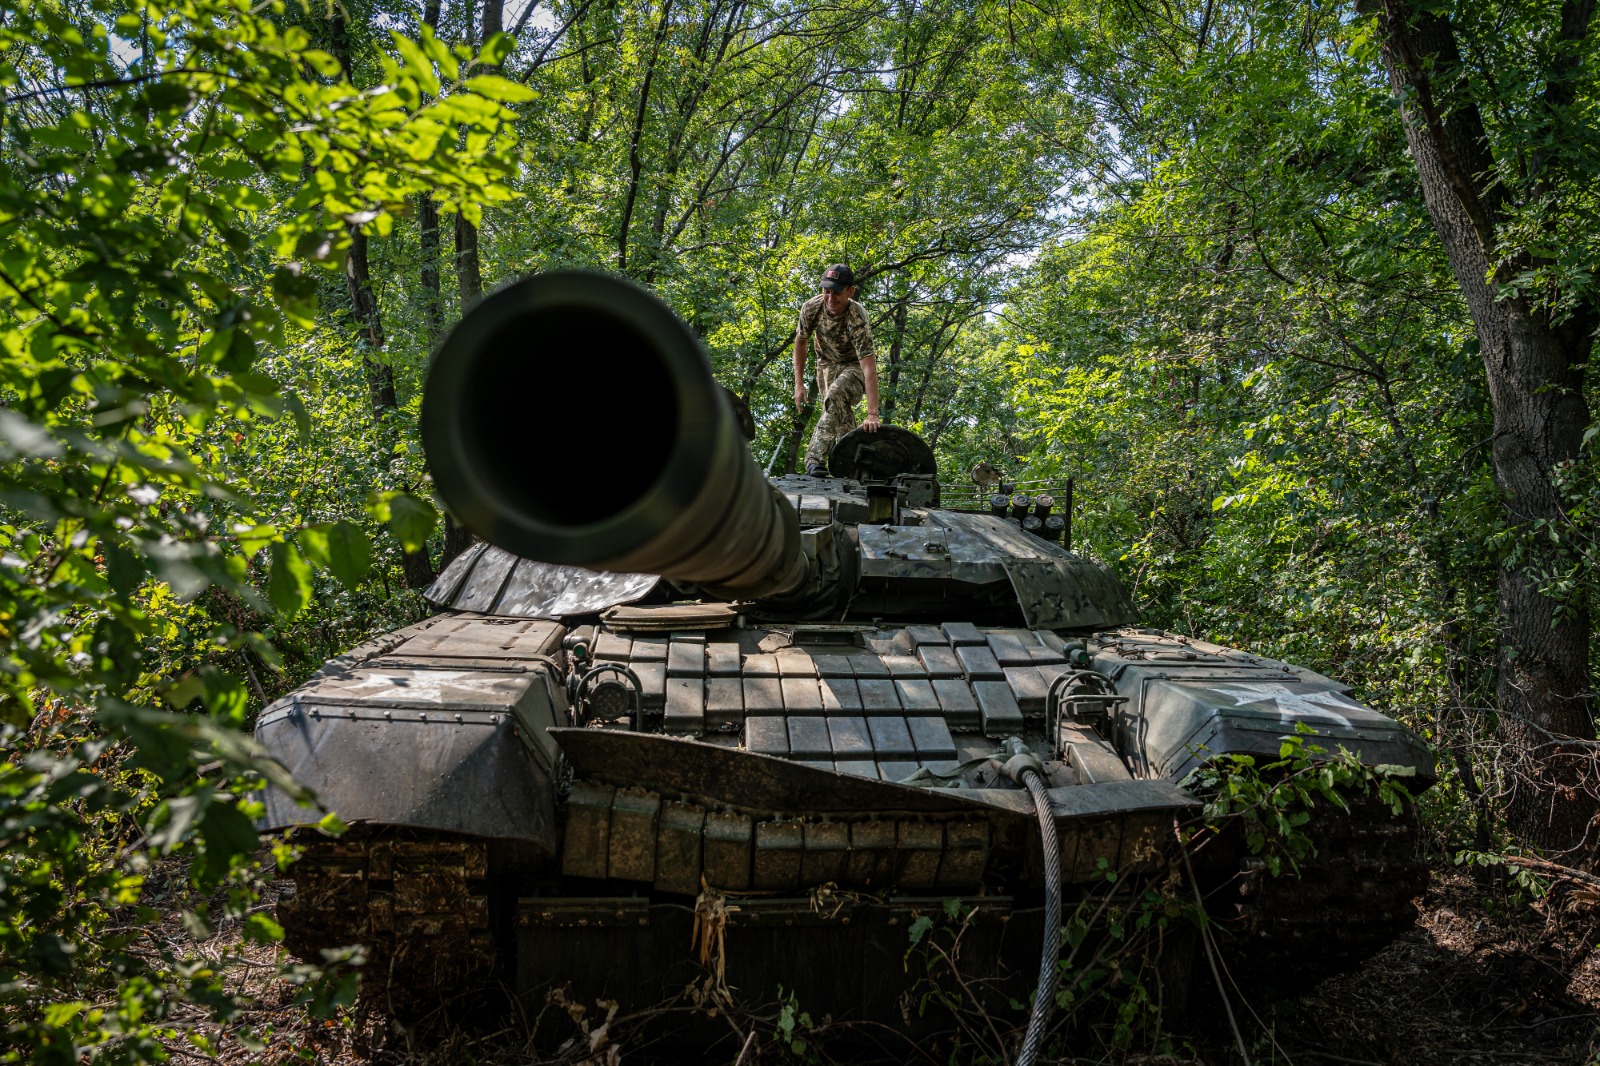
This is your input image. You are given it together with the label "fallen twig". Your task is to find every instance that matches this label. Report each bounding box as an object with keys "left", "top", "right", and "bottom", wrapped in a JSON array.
[
  {"left": 1294, "top": 1052, "right": 1385, "bottom": 1066},
  {"left": 1499, "top": 855, "right": 1600, "bottom": 889}
]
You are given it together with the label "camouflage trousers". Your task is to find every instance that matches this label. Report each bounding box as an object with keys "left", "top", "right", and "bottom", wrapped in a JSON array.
[{"left": 804, "top": 362, "right": 865, "bottom": 470}]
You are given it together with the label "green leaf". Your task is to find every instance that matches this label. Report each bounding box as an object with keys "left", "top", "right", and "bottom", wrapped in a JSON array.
[
  {"left": 201, "top": 666, "right": 250, "bottom": 727},
  {"left": 219, "top": 329, "right": 258, "bottom": 373},
  {"left": 428, "top": 93, "right": 505, "bottom": 124},
  {"left": 300, "top": 520, "right": 371, "bottom": 590},
  {"left": 102, "top": 538, "right": 149, "bottom": 598},
  {"left": 419, "top": 28, "right": 459, "bottom": 81},
  {"left": 30, "top": 934, "right": 77, "bottom": 977},
  {"left": 479, "top": 31, "right": 515, "bottom": 67},
  {"left": 283, "top": 390, "right": 312, "bottom": 439},
  {"left": 196, "top": 798, "right": 260, "bottom": 883},
  {"left": 302, "top": 49, "right": 343, "bottom": 78},
  {"left": 267, "top": 540, "right": 314, "bottom": 617},
  {"left": 0, "top": 409, "right": 63, "bottom": 461},
  {"left": 463, "top": 75, "right": 537, "bottom": 104},
  {"left": 142, "top": 78, "right": 195, "bottom": 113},
  {"left": 244, "top": 913, "right": 285, "bottom": 944},
  {"left": 31, "top": 123, "right": 92, "bottom": 151},
  {"left": 384, "top": 493, "right": 438, "bottom": 553},
  {"left": 270, "top": 264, "right": 318, "bottom": 327},
  {"left": 42, "top": 1001, "right": 90, "bottom": 1027},
  {"left": 150, "top": 792, "right": 210, "bottom": 852},
  {"left": 235, "top": 523, "right": 279, "bottom": 556},
  {"left": 202, "top": 155, "right": 257, "bottom": 182},
  {"left": 164, "top": 674, "right": 206, "bottom": 710},
  {"left": 392, "top": 33, "right": 441, "bottom": 96}
]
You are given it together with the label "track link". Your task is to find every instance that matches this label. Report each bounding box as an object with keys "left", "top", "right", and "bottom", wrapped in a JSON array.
[
  {"left": 278, "top": 829, "right": 501, "bottom": 1015},
  {"left": 1210, "top": 794, "right": 1428, "bottom": 988}
]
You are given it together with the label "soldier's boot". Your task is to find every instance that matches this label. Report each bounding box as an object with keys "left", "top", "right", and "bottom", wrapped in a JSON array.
[{"left": 806, "top": 462, "right": 829, "bottom": 477}]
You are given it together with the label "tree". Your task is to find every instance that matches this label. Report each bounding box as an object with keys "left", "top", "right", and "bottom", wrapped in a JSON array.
[
  {"left": 985, "top": 0, "right": 1525, "bottom": 856},
  {"left": 1357, "top": 0, "right": 1598, "bottom": 849},
  {"left": 0, "top": 0, "right": 525, "bottom": 1051},
  {"left": 418, "top": 0, "right": 446, "bottom": 348},
  {"left": 455, "top": 0, "right": 501, "bottom": 312}
]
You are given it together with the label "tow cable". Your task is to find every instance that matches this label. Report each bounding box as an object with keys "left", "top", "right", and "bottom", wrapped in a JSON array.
[{"left": 994, "top": 736, "right": 1061, "bottom": 1066}]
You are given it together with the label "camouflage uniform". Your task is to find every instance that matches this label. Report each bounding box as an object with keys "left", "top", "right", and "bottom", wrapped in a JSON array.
[{"left": 797, "top": 294, "right": 876, "bottom": 470}]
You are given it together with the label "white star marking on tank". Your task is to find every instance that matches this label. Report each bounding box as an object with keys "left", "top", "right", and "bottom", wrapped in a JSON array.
[{"left": 1207, "top": 683, "right": 1362, "bottom": 728}]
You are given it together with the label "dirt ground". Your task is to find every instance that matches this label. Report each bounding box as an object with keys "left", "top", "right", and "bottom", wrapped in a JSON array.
[
  {"left": 188, "top": 865, "right": 1600, "bottom": 1065},
  {"left": 1248, "top": 869, "right": 1600, "bottom": 1066}
]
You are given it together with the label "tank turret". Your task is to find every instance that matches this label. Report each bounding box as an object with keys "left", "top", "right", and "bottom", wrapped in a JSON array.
[{"left": 257, "top": 271, "right": 1435, "bottom": 1032}]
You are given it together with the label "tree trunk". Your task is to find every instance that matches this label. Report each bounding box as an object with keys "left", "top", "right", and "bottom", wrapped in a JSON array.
[
  {"left": 419, "top": 195, "right": 443, "bottom": 346},
  {"left": 325, "top": 20, "right": 439, "bottom": 598},
  {"left": 455, "top": 210, "right": 482, "bottom": 310},
  {"left": 882, "top": 291, "right": 909, "bottom": 420},
  {"left": 1363, "top": 0, "right": 1596, "bottom": 850},
  {"left": 346, "top": 224, "right": 396, "bottom": 421},
  {"left": 453, "top": 0, "right": 502, "bottom": 311},
  {"left": 327, "top": 14, "right": 398, "bottom": 423},
  {"left": 398, "top": 547, "right": 435, "bottom": 590},
  {"left": 440, "top": 515, "right": 476, "bottom": 572},
  {"left": 618, "top": 0, "right": 674, "bottom": 272},
  {"left": 417, "top": 0, "right": 443, "bottom": 347}
]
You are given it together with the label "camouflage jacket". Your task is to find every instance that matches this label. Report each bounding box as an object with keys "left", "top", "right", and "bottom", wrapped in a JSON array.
[{"left": 797, "top": 295, "right": 876, "bottom": 368}]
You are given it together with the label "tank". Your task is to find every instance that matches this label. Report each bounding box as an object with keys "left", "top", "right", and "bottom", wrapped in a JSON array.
[{"left": 256, "top": 272, "right": 1433, "bottom": 1026}]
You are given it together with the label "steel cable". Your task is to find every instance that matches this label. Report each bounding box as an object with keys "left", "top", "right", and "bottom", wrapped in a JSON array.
[{"left": 1016, "top": 768, "right": 1061, "bottom": 1066}]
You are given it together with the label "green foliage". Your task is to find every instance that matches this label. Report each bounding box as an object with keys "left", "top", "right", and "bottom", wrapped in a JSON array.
[
  {"left": 902, "top": 882, "right": 1197, "bottom": 1061},
  {"left": 1053, "top": 874, "right": 1195, "bottom": 1053},
  {"left": 772, "top": 987, "right": 820, "bottom": 1063},
  {"left": 0, "top": 0, "right": 520, "bottom": 1056},
  {"left": 995, "top": 1, "right": 1498, "bottom": 686},
  {"left": 1184, "top": 725, "right": 1418, "bottom": 877},
  {"left": 979, "top": 0, "right": 1599, "bottom": 856},
  {"left": 1453, "top": 850, "right": 1554, "bottom": 911}
]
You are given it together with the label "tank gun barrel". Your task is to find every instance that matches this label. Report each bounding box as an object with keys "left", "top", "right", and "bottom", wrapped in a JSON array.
[{"left": 421, "top": 271, "right": 806, "bottom": 596}]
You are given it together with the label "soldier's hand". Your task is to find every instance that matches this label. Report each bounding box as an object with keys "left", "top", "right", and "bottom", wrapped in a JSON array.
[
  {"left": 795, "top": 385, "right": 807, "bottom": 409},
  {"left": 862, "top": 413, "right": 881, "bottom": 432}
]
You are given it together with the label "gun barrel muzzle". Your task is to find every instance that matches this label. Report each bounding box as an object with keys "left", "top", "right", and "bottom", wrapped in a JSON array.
[{"left": 421, "top": 271, "right": 805, "bottom": 596}]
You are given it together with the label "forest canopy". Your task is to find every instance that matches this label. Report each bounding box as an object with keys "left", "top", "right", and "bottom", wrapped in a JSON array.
[{"left": 0, "top": 0, "right": 1595, "bottom": 1057}]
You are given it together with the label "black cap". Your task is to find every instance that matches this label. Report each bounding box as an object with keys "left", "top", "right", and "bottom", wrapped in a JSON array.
[{"left": 820, "top": 264, "right": 855, "bottom": 292}]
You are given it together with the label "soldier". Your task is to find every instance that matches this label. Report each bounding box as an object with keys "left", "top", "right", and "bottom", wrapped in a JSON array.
[{"left": 793, "top": 263, "right": 880, "bottom": 477}]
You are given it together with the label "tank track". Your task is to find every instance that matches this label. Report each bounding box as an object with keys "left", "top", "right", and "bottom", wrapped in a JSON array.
[
  {"left": 1208, "top": 794, "right": 1428, "bottom": 990},
  {"left": 277, "top": 800, "right": 1426, "bottom": 1012},
  {"left": 278, "top": 828, "right": 502, "bottom": 1016}
]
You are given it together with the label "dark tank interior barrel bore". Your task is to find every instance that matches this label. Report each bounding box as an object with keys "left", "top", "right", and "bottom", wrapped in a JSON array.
[
  {"left": 460, "top": 307, "right": 676, "bottom": 527},
  {"left": 422, "top": 271, "right": 806, "bottom": 594}
]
